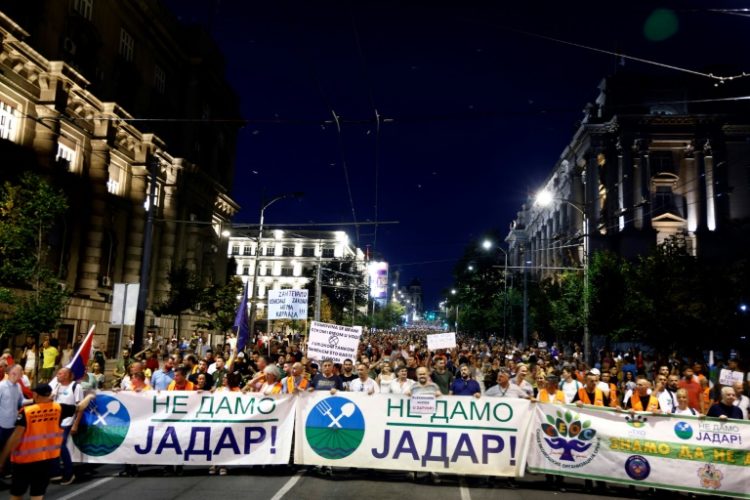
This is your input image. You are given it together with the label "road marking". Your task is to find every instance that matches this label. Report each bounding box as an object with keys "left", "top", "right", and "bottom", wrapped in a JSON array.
[
  {"left": 459, "top": 478, "right": 471, "bottom": 500},
  {"left": 55, "top": 477, "right": 114, "bottom": 500},
  {"left": 269, "top": 470, "right": 305, "bottom": 500}
]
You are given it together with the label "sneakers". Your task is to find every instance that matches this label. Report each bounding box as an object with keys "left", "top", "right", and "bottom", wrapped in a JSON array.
[
  {"left": 208, "top": 466, "right": 216, "bottom": 475},
  {"left": 60, "top": 475, "right": 76, "bottom": 486},
  {"left": 218, "top": 467, "right": 227, "bottom": 476},
  {"left": 50, "top": 475, "right": 63, "bottom": 482}
]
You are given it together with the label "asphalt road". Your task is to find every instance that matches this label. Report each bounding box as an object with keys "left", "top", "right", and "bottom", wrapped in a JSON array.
[{"left": 3, "top": 464, "right": 705, "bottom": 500}]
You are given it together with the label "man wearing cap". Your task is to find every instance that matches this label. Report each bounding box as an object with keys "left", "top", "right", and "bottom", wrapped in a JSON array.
[
  {"left": 484, "top": 369, "right": 528, "bottom": 398},
  {"left": 0, "top": 384, "right": 94, "bottom": 500}
]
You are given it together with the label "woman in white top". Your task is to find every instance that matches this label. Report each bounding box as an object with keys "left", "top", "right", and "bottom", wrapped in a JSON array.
[
  {"left": 672, "top": 388, "right": 700, "bottom": 416},
  {"left": 385, "top": 366, "right": 415, "bottom": 394},
  {"left": 22, "top": 341, "right": 36, "bottom": 379},
  {"left": 376, "top": 362, "right": 395, "bottom": 388}
]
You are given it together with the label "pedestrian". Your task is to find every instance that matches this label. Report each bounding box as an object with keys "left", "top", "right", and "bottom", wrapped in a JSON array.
[{"left": 0, "top": 384, "right": 93, "bottom": 500}]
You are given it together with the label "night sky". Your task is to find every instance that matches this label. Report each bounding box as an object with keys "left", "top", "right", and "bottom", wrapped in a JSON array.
[{"left": 162, "top": 0, "right": 749, "bottom": 308}]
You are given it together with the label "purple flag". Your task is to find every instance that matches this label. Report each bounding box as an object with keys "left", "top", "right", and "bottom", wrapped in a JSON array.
[{"left": 233, "top": 281, "right": 249, "bottom": 352}]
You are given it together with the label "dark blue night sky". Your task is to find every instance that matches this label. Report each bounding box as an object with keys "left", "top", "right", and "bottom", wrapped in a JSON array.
[{"left": 163, "top": 0, "right": 749, "bottom": 308}]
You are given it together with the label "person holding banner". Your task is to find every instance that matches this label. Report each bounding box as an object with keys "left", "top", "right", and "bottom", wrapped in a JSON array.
[
  {"left": 623, "top": 377, "right": 660, "bottom": 412},
  {"left": 449, "top": 364, "right": 481, "bottom": 398},
  {"left": 281, "top": 363, "right": 309, "bottom": 394},
  {"left": 310, "top": 360, "right": 342, "bottom": 393},
  {"left": 259, "top": 366, "right": 283, "bottom": 395},
  {"left": 573, "top": 372, "right": 609, "bottom": 407},
  {"left": 406, "top": 367, "right": 441, "bottom": 397},
  {"left": 349, "top": 364, "right": 378, "bottom": 394},
  {"left": 672, "top": 388, "right": 700, "bottom": 416},
  {"left": 534, "top": 374, "right": 566, "bottom": 404},
  {"left": 484, "top": 368, "right": 528, "bottom": 398},
  {"left": 707, "top": 386, "right": 743, "bottom": 419},
  {"left": 385, "top": 366, "right": 415, "bottom": 394}
]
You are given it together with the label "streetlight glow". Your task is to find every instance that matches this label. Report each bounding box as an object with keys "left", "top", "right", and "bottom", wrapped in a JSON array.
[
  {"left": 482, "top": 239, "right": 492, "bottom": 250},
  {"left": 535, "top": 189, "right": 554, "bottom": 207},
  {"left": 451, "top": 289, "right": 457, "bottom": 295}
]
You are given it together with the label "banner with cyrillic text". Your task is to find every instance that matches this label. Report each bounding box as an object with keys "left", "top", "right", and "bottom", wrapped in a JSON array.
[
  {"left": 70, "top": 392, "right": 295, "bottom": 465},
  {"left": 526, "top": 403, "right": 750, "bottom": 498},
  {"left": 294, "top": 392, "right": 532, "bottom": 476},
  {"left": 307, "top": 321, "right": 362, "bottom": 364}
]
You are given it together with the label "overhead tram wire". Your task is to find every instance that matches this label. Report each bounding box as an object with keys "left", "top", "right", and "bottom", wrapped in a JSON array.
[{"left": 349, "top": 6, "right": 382, "bottom": 254}]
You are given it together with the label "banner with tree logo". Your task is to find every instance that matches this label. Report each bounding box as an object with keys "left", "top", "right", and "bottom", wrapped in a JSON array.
[{"left": 526, "top": 403, "right": 750, "bottom": 498}]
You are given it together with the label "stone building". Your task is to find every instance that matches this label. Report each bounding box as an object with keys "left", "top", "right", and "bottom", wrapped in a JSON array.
[
  {"left": 506, "top": 72, "right": 750, "bottom": 277},
  {"left": 0, "top": 2, "right": 240, "bottom": 355},
  {"left": 228, "top": 229, "right": 366, "bottom": 321}
]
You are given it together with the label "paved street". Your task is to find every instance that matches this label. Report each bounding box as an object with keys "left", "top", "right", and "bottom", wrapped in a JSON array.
[{"left": 10, "top": 464, "right": 705, "bottom": 500}]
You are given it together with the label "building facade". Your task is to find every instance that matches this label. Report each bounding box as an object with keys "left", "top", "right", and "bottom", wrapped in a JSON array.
[
  {"left": 506, "top": 73, "right": 750, "bottom": 277},
  {"left": 0, "top": 4, "right": 240, "bottom": 355},
  {"left": 228, "top": 229, "right": 366, "bottom": 319}
]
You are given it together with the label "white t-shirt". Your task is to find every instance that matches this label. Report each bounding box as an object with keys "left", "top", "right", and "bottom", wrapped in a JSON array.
[
  {"left": 350, "top": 377, "right": 379, "bottom": 394},
  {"left": 386, "top": 378, "right": 415, "bottom": 394},
  {"left": 560, "top": 379, "right": 582, "bottom": 404},
  {"left": 50, "top": 379, "right": 83, "bottom": 427},
  {"left": 672, "top": 407, "right": 697, "bottom": 416}
]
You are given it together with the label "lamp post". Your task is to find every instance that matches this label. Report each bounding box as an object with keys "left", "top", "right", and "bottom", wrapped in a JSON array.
[
  {"left": 248, "top": 192, "right": 303, "bottom": 343},
  {"left": 535, "top": 189, "right": 591, "bottom": 366},
  {"left": 450, "top": 288, "right": 459, "bottom": 334},
  {"left": 482, "top": 239, "right": 509, "bottom": 343}
]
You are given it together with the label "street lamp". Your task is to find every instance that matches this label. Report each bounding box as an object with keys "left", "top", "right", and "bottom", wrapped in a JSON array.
[
  {"left": 248, "top": 192, "right": 304, "bottom": 342},
  {"left": 482, "top": 239, "right": 509, "bottom": 344},
  {"left": 534, "top": 189, "right": 591, "bottom": 366}
]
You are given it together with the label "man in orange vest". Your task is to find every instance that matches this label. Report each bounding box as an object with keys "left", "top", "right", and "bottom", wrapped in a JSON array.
[
  {"left": 623, "top": 377, "right": 660, "bottom": 412},
  {"left": 281, "top": 362, "right": 309, "bottom": 394},
  {"left": 0, "top": 383, "right": 93, "bottom": 499},
  {"left": 573, "top": 372, "right": 609, "bottom": 407},
  {"left": 534, "top": 374, "right": 566, "bottom": 404}
]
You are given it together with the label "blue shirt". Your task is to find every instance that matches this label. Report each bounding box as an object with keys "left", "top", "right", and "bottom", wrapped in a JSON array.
[
  {"left": 151, "top": 368, "right": 175, "bottom": 391},
  {"left": 0, "top": 380, "right": 23, "bottom": 428},
  {"left": 450, "top": 378, "right": 481, "bottom": 396}
]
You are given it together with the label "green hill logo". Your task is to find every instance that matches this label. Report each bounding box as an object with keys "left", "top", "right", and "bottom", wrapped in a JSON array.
[{"left": 305, "top": 397, "right": 365, "bottom": 460}]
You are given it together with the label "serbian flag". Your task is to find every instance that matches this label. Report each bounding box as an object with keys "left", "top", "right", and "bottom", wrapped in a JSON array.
[
  {"left": 233, "top": 281, "right": 250, "bottom": 353},
  {"left": 66, "top": 324, "right": 95, "bottom": 380}
]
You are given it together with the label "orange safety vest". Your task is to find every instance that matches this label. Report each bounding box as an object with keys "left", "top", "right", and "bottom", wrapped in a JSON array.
[
  {"left": 608, "top": 383, "right": 618, "bottom": 407},
  {"left": 577, "top": 387, "right": 604, "bottom": 406},
  {"left": 286, "top": 376, "right": 309, "bottom": 393},
  {"left": 266, "top": 382, "right": 282, "bottom": 394},
  {"left": 539, "top": 389, "right": 566, "bottom": 404},
  {"left": 631, "top": 392, "right": 659, "bottom": 411},
  {"left": 167, "top": 380, "right": 195, "bottom": 391},
  {"left": 11, "top": 403, "right": 65, "bottom": 464}
]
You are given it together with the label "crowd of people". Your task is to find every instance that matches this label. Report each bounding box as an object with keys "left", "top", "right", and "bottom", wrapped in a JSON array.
[{"left": 1, "top": 328, "right": 747, "bottom": 498}]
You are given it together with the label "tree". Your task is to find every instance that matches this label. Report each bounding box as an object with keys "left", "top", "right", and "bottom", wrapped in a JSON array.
[
  {"left": 152, "top": 264, "right": 203, "bottom": 338},
  {"left": 305, "top": 257, "right": 368, "bottom": 325},
  {"left": 0, "top": 173, "right": 69, "bottom": 339},
  {"left": 195, "top": 276, "right": 244, "bottom": 334},
  {"left": 366, "top": 302, "right": 405, "bottom": 330}
]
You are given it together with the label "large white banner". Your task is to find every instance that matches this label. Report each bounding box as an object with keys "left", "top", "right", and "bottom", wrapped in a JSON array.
[
  {"left": 268, "top": 289, "right": 308, "bottom": 320},
  {"left": 526, "top": 403, "right": 750, "bottom": 498},
  {"left": 427, "top": 332, "right": 456, "bottom": 351},
  {"left": 307, "top": 321, "right": 362, "bottom": 364},
  {"left": 294, "top": 392, "right": 533, "bottom": 476},
  {"left": 71, "top": 392, "right": 295, "bottom": 465}
]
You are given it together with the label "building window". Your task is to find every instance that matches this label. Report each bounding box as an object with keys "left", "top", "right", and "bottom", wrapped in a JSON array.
[
  {"left": 242, "top": 266, "right": 249, "bottom": 276},
  {"left": 650, "top": 151, "right": 675, "bottom": 175},
  {"left": 153, "top": 65, "right": 166, "bottom": 94},
  {"left": 56, "top": 141, "right": 76, "bottom": 171},
  {"left": 302, "top": 246, "right": 315, "bottom": 257},
  {"left": 282, "top": 246, "right": 295, "bottom": 257},
  {"left": 281, "top": 266, "right": 293, "bottom": 277},
  {"left": 231, "top": 245, "right": 240, "bottom": 255},
  {"left": 143, "top": 183, "right": 160, "bottom": 211},
  {"left": 243, "top": 246, "right": 252, "bottom": 256},
  {"left": 265, "top": 246, "right": 275, "bottom": 256},
  {"left": 72, "top": 0, "right": 93, "bottom": 20},
  {"left": 0, "top": 101, "right": 18, "bottom": 142},
  {"left": 281, "top": 284, "right": 293, "bottom": 290},
  {"left": 322, "top": 248, "right": 335, "bottom": 258},
  {"left": 119, "top": 28, "right": 134, "bottom": 62},
  {"left": 106, "top": 179, "right": 119, "bottom": 194}
]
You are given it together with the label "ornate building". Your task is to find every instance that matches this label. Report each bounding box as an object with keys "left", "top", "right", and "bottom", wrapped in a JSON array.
[
  {"left": 0, "top": 3, "right": 240, "bottom": 355},
  {"left": 506, "top": 72, "right": 750, "bottom": 277},
  {"left": 228, "top": 229, "right": 366, "bottom": 320}
]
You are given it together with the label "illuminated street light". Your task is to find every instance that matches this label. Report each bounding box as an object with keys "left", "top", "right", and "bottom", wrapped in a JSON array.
[
  {"left": 482, "top": 239, "right": 509, "bottom": 344},
  {"left": 535, "top": 188, "right": 591, "bottom": 366}
]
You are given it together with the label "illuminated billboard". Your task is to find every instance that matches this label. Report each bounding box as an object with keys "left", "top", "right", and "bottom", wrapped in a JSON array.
[{"left": 368, "top": 261, "right": 388, "bottom": 299}]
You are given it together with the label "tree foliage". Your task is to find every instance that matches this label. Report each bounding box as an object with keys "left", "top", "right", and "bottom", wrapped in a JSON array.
[
  {"left": 195, "top": 276, "right": 244, "bottom": 333},
  {"left": 0, "top": 173, "right": 70, "bottom": 338}
]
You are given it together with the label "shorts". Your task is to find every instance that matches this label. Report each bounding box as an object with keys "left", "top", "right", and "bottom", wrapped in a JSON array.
[{"left": 10, "top": 458, "right": 56, "bottom": 497}]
